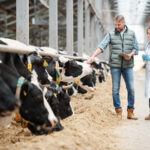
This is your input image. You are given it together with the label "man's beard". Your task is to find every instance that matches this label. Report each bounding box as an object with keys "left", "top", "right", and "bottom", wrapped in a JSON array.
[{"left": 116, "top": 28, "right": 124, "bottom": 32}]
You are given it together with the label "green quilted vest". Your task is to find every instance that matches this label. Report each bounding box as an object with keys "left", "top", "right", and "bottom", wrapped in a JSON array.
[{"left": 109, "top": 26, "right": 134, "bottom": 68}]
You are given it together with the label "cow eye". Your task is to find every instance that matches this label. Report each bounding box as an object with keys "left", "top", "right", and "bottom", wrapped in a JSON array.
[{"left": 36, "top": 94, "right": 43, "bottom": 101}]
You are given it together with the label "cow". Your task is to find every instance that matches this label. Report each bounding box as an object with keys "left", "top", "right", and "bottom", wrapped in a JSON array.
[
  {"left": 46, "top": 56, "right": 92, "bottom": 83},
  {"left": 47, "top": 82, "right": 74, "bottom": 120},
  {"left": 90, "top": 61, "right": 107, "bottom": 83},
  {"left": 0, "top": 76, "right": 18, "bottom": 114},
  {"left": 0, "top": 63, "right": 59, "bottom": 135},
  {"left": 0, "top": 51, "right": 72, "bottom": 133},
  {"left": 62, "top": 70, "right": 96, "bottom": 95},
  {"left": 0, "top": 52, "right": 32, "bottom": 80}
]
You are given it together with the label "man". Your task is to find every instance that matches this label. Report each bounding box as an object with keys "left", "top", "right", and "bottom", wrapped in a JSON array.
[{"left": 87, "top": 15, "right": 138, "bottom": 120}]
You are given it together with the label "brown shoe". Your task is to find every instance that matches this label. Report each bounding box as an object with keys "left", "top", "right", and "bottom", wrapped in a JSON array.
[
  {"left": 145, "top": 114, "right": 150, "bottom": 120},
  {"left": 115, "top": 108, "right": 122, "bottom": 119},
  {"left": 127, "top": 109, "right": 138, "bottom": 120}
]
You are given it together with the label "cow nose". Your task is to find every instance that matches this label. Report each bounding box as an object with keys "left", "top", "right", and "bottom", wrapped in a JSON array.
[{"left": 51, "top": 118, "right": 58, "bottom": 127}]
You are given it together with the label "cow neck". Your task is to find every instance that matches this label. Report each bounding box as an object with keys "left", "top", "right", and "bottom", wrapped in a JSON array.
[
  {"left": 15, "top": 76, "right": 25, "bottom": 100},
  {"left": 55, "top": 61, "right": 61, "bottom": 85}
]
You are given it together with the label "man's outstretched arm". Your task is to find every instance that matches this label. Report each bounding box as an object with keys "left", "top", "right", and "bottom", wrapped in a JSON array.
[{"left": 87, "top": 34, "right": 110, "bottom": 63}]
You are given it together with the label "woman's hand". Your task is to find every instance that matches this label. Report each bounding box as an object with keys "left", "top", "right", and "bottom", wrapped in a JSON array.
[{"left": 142, "top": 54, "right": 146, "bottom": 60}]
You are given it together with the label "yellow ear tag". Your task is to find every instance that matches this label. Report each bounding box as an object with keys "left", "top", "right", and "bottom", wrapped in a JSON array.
[
  {"left": 14, "top": 113, "right": 22, "bottom": 122},
  {"left": 56, "top": 77, "right": 61, "bottom": 84},
  {"left": 43, "top": 60, "right": 48, "bottom": 67},
  {"left": 75, "top": 78, "right": 80, "bottom": 85},
  {"left": 23, "top": 91, "right": 27, "bottom": 96},
  {"left": 56, "top": 61, "right": 59, "bottom": 70},
  {"left": 27, "top": 64, "right": 32, "bottom": 72}
]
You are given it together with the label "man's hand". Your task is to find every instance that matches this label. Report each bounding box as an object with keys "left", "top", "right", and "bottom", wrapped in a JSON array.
[
  {"left": 123, "top": 52, "right": 135, "bottom": 61},
  {"left": 123, "top": 55, "right": 131, "bottom": 61},
  {"left": 86, "top": 48, "right": 102, "bottom": 64},
  {"left": 87, "top": 57, "right": 95, "bottom": 64}
]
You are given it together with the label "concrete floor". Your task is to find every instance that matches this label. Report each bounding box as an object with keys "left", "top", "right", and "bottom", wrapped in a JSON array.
[{"left": 114, "top": 70, "right": 150, "bottom": 150}]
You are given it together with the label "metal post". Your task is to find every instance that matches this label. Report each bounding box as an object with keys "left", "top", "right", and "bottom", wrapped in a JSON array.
[
  {"left": 16, "top": 0, "right": 29, "bottom": 45},
  {"left": 49, "top": 0, "right": 58, "bottom": 49},
  {"left": 66, "top": 0, "right": 73, "bottom": 55},
  {"left": 77, "top": 0, "right": 83, "bottom": 56},
  {"left": 90, "top": 15, "right": 95, "bottom": 55},
  {"left": 85, "top": 1, "right": 90, "bottom": 55}
]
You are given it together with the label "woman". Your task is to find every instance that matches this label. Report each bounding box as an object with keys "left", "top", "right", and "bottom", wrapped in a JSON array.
[{"left": 142, "top": 26, "right": 150, "bottom": 120}]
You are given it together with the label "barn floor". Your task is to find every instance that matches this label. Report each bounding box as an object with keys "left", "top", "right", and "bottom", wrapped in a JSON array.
[
  {"left": 0, "top": 68, "right": 150, "bottom": 150},
  {"left": 113, "top": 69, "right": 150, "bottom": 150}
]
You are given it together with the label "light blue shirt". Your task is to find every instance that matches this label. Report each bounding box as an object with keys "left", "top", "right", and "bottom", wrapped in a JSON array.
[{"left": 97, "top": 32, "right": 139, "bottom": 55}]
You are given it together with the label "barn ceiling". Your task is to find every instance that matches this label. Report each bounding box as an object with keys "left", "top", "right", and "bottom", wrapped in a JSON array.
[
  {"left": 109, "top": 0, "right": 150, "bottom": 25},
  {"left": 0, "top": 0, "right": 150, "bottom": 48}
]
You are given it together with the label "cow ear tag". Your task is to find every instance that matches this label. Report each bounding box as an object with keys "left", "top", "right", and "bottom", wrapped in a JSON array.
[
  {"left": 43, "top": 60, "right": 48, "bottom": 67},
  {"left": 56, "top": 72, "right": 61, "bottom": 84},
  {"left": 27, "top": 64, "right": 32, "bottom": 72},
  {"left": 75, "top": 78, "right": 80, "bottom": 85},
  {"left": 23, "top": 91, "right": 27, "bottom": 96},
  {"left": 14, "top": 113, "right": 22, "bottom": 122}
]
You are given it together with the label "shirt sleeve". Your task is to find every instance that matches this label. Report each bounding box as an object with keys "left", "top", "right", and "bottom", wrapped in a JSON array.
[
  {"left": 132, "top": 33, "right": 139, "bottom": 55},
  {"left": 97, "top": 34, "right": 110, "bottom": 52}
]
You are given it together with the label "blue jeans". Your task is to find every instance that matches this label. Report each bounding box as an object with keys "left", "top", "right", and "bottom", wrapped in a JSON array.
[{"left": 110, "top": 67, "right": 135, "bottom": 109}]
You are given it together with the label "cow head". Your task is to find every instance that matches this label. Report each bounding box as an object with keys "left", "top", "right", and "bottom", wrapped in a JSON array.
[
  {"left": 19, "top": 81, "right": 58, "bottom": 135},
  {"left": 56, "top": 56, "right": 93, "bottom": 82},
  {"left": 45, "top": 86, "right": 64, "bottom": 131},
  {"left": 47, "top": 82, "right": 73, "bottom": 120},
  {"left": 25, "top": 52, "right": 52, "bottom": 85},
  {"left": 57, "top": 88, "right": 73, "bottom": 119}
]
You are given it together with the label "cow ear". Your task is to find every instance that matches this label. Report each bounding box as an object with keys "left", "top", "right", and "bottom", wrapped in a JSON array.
[
  {"left": 71, "top": 60, "right": 77, "bottom": 67},
  {"left": 42, "top": 56, "right": 53, "bottom": 64},
  {"left": 64, "top": 60, "right": 70, "bottom": 68},
  {"left": 21, "top": 81, "right": 32, "bottom": 95},
  {"left": 31, "top": 57, "right": 42, "bottom": 65},
  {"left": 65, "top": 60, "right": 76, "bottom": 67},
  {"left": 42, "top": 56, "right": 53, "bottom": 67},
  {"left": 58, "top": 60, "right": 65, "bottom": 67}
]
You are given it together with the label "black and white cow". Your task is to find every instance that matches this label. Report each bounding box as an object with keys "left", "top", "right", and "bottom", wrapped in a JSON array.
[
  {"left": 0, "top": 76, "right": 18, "bottom": 114},
  {"left": 91, "top": 61, "right": 107, "bottom": 83},
  {"left": 47, "top": 82, "right": 74, "bottom": 120},
  {"left": 62, "top": 69, "right": 96, "bottom": 95},
  {"left": 0, "top": 52, "right": 32, "bottom": 80},
  {"left": 46, "top": 56, "right": 92, "bottom": 83},
  {"left": 0, "top": 63, "right": 59, "bottom": 134}
]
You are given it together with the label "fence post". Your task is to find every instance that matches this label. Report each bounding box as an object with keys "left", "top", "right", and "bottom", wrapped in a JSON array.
[
  {"left": 77, "top": 0, "right": 83, "bottom": 56},
  {"left": 85, "top": 1, "right": 90, "bottom": 56},
  {"left": 66, "top": 0, "right": 74, "bottom": 55},
  {"left": 49, "top": 0, "right": 58, "bottom": 49},
  {"left": 16, "top": 0, "right": 29, "bottom": 45}
]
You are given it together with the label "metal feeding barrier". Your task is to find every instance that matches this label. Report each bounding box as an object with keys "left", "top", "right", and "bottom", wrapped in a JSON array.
[
  {"left": 0, "top": 44, "right": 87, "bottom": 60},
  {"left": 0, "top": 44, "right": 108, "bottom": 63}
]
